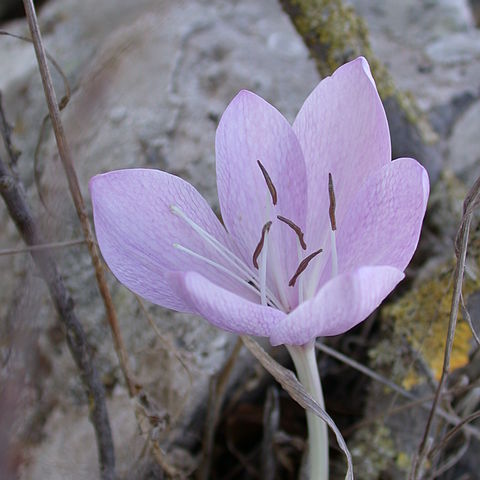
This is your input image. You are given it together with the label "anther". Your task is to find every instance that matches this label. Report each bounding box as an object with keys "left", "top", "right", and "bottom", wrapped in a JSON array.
[
  {"left": 288, "top": 248, "right": 323, "bottom": 287},
  {"left": 277, "top": 215, "right": 307, "bottom": 250},
  {"left": 253, "top": 221, "right": 272, "bottom": 269},
  {"left": 257, "top": 160, "right": 277, "bottom": 205},
  {"left": 328, "top": 172, "right": 336, "bottom": 231}
]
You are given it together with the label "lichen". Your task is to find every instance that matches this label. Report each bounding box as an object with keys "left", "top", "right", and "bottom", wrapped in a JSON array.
[
  {"left": 351, "top": 423, "right": 397, "bottom": 479},
  {"left": 279, "top": 0, "right": 434, "bottom": 140},
  {"left": 383, "top": 265, "right": 474, "bottom": 389}
]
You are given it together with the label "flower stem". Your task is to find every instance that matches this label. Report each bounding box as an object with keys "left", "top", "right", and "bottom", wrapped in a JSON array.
[{"left": 287, "top": 342, "right": 329, "bottom": 480}]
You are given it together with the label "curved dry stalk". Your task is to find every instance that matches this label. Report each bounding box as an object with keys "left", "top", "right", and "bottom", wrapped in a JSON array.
[
  {"left": 241, "top": 336, "right": 354, "bottom": 480},
  {"left": 428, "top": 410, "right": 480, "bottom": 460},
  {"left": 0, "top": 29, "right": 71, "bottom": 214}
]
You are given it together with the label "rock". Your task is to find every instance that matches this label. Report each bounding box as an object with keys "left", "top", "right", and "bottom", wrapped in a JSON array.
[
  {"left": 469, "top": 0, "right": 480, "bottom": 24},
  {"left": 426, "top": 30, "right": 480, "bottom": 65},
  {"left": 352, "top": 0, "right": 480, "bottom": 109},
  {"left": 449, "top": 100, "right": 480, "bottom": 185},
  {"left": 429, "top": 90, "right": 477, "bottom": 137}
]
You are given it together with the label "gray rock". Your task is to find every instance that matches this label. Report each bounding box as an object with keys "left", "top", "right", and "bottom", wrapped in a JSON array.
[
  {"left": 429, "top": 90, "right": 477, "bottom": 137},
  {"left": 426, "top": 30, "right": 480, "bottom": 64},
  {"left": 448, "top": 100, "right": 480, "bottom": 184}
]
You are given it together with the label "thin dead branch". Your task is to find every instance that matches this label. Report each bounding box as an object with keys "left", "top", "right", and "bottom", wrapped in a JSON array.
[
  {"left": 411, "top": 175, "right": 480, "bottom": 478},
  {"left": 316, "top": 341, "right": 480, "bottom": 439},
  {"left": 0, "top": 91, "right": 20, "bottom": 172},
  {"left": 428, "top": 410, "right": 480, "bottom": 460},
  {"left": 0, "top": 145, "right": 115, "bottom": 479},
  {"left": 0, "top": 29, "right": 72, "bottom": 214},
  {"left": 0, "top": 239, "right": 85, "bottom": 256},
  {"left": 21, "top": 0, "right": 136, "bottom": 397}
]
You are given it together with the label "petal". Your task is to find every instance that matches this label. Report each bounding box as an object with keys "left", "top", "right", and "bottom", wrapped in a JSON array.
[
  {"left": 293, "top": 57, "right": 391, "bottom": 251},
  {"left": 216, "top": 90, "right": 308, "bottom": 307},
  {"left": 169, "top": 271, "right": 286, "bottom": 337},
  {"left": 270, "top": 266, "right": 404, "bottom": 346},
  {"left": 90, "top": 168, "right": 251, "bottom": 312},
  {"left": 336, "top": 157, "right": 429, "bottom": 275}
]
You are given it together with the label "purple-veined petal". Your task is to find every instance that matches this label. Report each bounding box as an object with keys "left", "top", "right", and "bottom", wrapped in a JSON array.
[
  {"left": 335, "top": 157, "right": 429, "bottom": 276},
  {"left": 216, "top": 90, "right": 308, "bottom": 308},
  {"left": 90, "top": 168, "right": 255, "bottom": 312},
  {"left": 293, "top": 57, "right": 391, "bottom": 255},
  {"left": 270, "top": 266, "right": 404, "bottom": 346},
  {"left": 169, "top": 271, "right": 286, "bottom": 337}
]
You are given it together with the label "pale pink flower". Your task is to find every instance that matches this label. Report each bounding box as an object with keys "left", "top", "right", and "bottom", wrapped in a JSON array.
[{"left": 90, "top": 57, "right": 429, "bottom": 346}]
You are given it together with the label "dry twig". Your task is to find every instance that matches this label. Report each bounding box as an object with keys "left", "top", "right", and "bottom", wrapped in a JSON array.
[
  {"left": 411, "top": 175, "right": 480, "bottom": 478},
  {"left": 0, "top": 238, "right": 85, "bottom": 256},
  {"left": 21, "top": 0, "right": 136, "bottom": 396},
  {"left": 0, "top": 29, "right": 72, "bottom": 214},
  {"left": 316, "top": 341, "right": 480, "bottom": 439},
  {"left": 0, "top": 131, "right": 115, "bottom": 479}
]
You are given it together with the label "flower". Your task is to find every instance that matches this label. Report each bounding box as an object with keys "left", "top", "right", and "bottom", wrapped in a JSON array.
[{"left": 89, "top": 57, "right": 429, "bottom": 346}]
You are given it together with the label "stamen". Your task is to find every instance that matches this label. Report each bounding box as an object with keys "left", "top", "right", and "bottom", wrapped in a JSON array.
[
  {"left": 296, "top": 241, "right": 305, "bottom": 304},
  {"left": 328, "top": 172, "right": 336, "bottom": 231},
  {"left": 258, "top": 227, "right": 270, "bottom": 306},
  {"left": 171, "top": 205, "right": 285, "bottom": 310},
  {"left": 173, "top": 243, "right": 261, "bottom": 298},
  {"left": 253, "top": 221, "right": 272, "bottom": 269},
  {"left": 289, "top": 248, "right": 323, "bottom": 287},
  {"left": 257, "top": 160, "right": 277, "bottom": 205},
  {"left": 330, "top": 230, "right": 338, "bottom": 278},
  {"left": 328, "top": 173, "right": 339, "bottom": 277},
  {"left": 171, "top": 204, "right": 254, "bottom": 280},
  {"left": 277, "top": 215, "right": 307, "bottom": 250}
]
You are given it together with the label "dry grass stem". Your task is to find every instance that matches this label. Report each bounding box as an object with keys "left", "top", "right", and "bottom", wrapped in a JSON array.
[
  {"left": 0, "top": 109, "right": 115, "bottom": 479},
  {"left": 316, "top": 341, "right": 480, "bottom": 439},
  {"left": 241, "top": 336, "right": 354, "bottom": 480},
  {"left": 0, "top": 239, "right": 86, "bottom": 256},
  {"left": 21, "top": 0, "right": 136, "bottom": 397},
  {"left": 411, "top": 175, "right": 480, "bottom": 478}
]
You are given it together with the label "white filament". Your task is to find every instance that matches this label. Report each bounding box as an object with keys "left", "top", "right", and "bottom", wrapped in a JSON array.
[
  {"left": 170, "top": 205, "right": 283, "bottom": 310},
  {"left": 296, "top": 239, "right": 305, "bottom": 304},
  {"left": 330, "top": 229, "right": 338, "bottom": 278},
  {"left": 173, "top": 243, "right": 261, "bottom": 298},
  {"left": 259, "top": 229, "right": 269, "bottom": 306}
]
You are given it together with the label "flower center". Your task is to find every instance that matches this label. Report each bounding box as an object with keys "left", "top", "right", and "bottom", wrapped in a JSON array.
[
  {"left": 170, "top": 204, "right": 284, "bottom": 310},
  {"left": 170, "top": 166, "right": 339, "bottom": 312}
]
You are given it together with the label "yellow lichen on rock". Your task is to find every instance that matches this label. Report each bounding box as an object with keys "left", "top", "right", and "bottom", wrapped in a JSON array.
[
  {"left": 384, "top": 263, "right": 474, "bottom": 389},
  {"left": 279, "top": 0, "right": 430, "bottom": 134}
]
